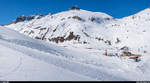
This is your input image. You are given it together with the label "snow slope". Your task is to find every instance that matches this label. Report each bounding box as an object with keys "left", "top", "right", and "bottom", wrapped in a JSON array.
[
  {"left": 0, "top": 25, "right": 150, "bottom": 81},
  {"left": 0, "top": 27, "right": 96, "bottom": 81},
  {"left": 0, "top": 45, "right": 94, "bottom": 81},
  {"left": 105, "top": 8, "right": 150, "bottom": 54},
  {"left": 0, "top": 26, "right": 127, "bottom": 81}
]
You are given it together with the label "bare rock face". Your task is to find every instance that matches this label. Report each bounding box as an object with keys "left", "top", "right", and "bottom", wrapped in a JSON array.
[
  {"left": 11, "top": 14, "right": 43, "bottom": 24},
  {"left": 12, "top": 15, "right": 26, "bottom": 24},
  {"left": 72, "top": 16, "right": 83, "bottom": 21},
  {"left": 48, "top": 32, "right": 80, "bottom": 43}
]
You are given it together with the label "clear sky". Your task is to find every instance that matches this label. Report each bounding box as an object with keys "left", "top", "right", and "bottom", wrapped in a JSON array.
[{"left": 0, "top": 0, "right": 150, "bottom": 25}]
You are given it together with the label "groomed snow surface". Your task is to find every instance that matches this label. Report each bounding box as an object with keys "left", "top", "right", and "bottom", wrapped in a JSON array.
[
  {"left": 0, "top": 27, "right": 150, "bottom": 81},
  {"left": 0, "top": 27, "right": 95, "bottom": 81}
]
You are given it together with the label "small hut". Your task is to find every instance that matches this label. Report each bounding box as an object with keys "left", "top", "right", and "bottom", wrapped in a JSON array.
[{"left": 120, "top": 46, "right": 142, "bottom": 62}]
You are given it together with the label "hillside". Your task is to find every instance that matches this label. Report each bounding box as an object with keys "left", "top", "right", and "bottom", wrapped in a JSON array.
[
  {"left": 1, "top": 26, "right": 150, "bottom": 81},
  {"left": 0, "top": 26, "right": 97, "bottom": 81},
  {"left": 5, "top": 7, "right": 150, "bottom": 54},
  {"left": 5, "top": 8, "right": 114, "bottom": 48}
]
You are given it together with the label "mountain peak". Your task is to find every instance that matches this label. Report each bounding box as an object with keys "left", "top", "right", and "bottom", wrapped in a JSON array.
[{"left": 69, "top": 6, "right": 80, "bottom": 10}]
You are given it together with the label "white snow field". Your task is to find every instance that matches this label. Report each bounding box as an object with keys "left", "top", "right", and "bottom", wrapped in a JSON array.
[
  {"left": 1, "top": 7, "right": 150, "bottom": 81},
  {"left": 0, "top": 26, "right": 150, "bottom": 81},
  {"left": 0, "top": 45, "right": 94, "bottom": 81},
  {"left": 0, "top": 27, "right": 96, "bottom": 81}
]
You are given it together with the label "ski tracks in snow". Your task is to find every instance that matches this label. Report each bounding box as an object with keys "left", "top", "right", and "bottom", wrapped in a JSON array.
[
  {"left": 0, "top": 46, "right": 23, "bottom": 80},
  {"left": 0, "top": 38, "right": 127, "bottom": 81}
]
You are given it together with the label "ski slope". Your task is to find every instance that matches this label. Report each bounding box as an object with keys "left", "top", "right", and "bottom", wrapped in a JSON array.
[
  {"left": 0, "top": 44, "right": 94, "bottom": 81},
  {"left": 0, "top": 26, "right": 150, "bottom": 81},
  {"left": 0, "top": 27, "right": 96, "bottom": 81},
  {"left": 0, "top": 27, "right": 127, "bottom": 81}
]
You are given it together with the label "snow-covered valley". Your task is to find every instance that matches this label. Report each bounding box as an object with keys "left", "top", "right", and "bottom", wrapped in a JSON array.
[{"left": 1, "top": 7, "right": 150, "bottom": 81}]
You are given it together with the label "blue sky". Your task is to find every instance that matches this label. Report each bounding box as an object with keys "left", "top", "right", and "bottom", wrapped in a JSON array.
[{"left": 0, "top": 0, "right": 150, "bottom": 25}]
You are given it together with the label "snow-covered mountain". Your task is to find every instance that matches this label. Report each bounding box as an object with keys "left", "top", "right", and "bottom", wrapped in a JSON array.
[
  {"left": 1, "top": 7, "right": 150, "bottom": 81},
  {"left": 5, "top": 7, "right": 114, "bottom": 48},
  {"left": 5, "top": 7, "right": 150, "bottom": 54}
]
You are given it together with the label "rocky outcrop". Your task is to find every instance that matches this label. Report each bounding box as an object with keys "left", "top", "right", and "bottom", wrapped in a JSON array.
[
  {"left": 11, "top": 14, "right": 43, "bottom": 24},
  {"left": 69, "top": 6, "right": 80, "bottom": 10}
]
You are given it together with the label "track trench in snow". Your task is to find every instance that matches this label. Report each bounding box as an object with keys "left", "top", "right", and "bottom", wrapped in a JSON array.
[
  {"left": 0, "top": 38, "right": 127, "bottom": 81},
  {"left": 0, "top": 49, "right": 23, "bottom": 79}
]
